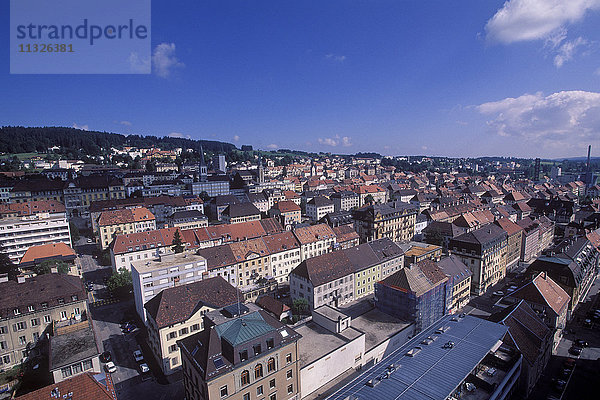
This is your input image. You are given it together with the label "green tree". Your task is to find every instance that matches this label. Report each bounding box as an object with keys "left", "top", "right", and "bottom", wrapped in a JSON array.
[
  {"left": 106, "top": 268, "right": 133, "bottom": 299},
  {"left": 69, "top": 221, "right": 80, "bottom": 243},
  {"left": 34, "top": 260, "right": 70, "bottom": 275},
  {"left": 292, "top": 298, "right": 309, "bottom": 316},
  {"left": 199, "top": 191, "right": 211, "bottom": 202},
  {"left": 0, "top": 246, "right": 18, "bottom": 279},
  {"left": 171, "top": 229, "right": 184, "bottom": 253},
  {"left": 364, "top": 194, "right": 375, "bottom": 205}
]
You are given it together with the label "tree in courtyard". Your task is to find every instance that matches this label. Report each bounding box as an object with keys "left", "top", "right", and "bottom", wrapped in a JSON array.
[{"left": 171, "top": 229, "right": 184, "bottom": 253}]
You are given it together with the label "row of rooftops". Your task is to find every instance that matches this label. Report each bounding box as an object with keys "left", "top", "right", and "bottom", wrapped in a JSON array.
[{"left": 290, "top": 238, "right": 403, "bottom": 287}]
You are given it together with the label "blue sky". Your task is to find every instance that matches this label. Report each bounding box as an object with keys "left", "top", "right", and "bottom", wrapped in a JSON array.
[{"left": 2, "top": 0, "right": 600, "bottom": 158}]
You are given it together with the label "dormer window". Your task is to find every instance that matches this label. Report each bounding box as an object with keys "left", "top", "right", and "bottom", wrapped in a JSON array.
[
  {"left": 58, "top": 298, "right": 64, "bottom": 305},
  {"left": 27, "top": 305, "right": 35, "bottom": 312},
  {"left": 240, "top": 350, "right": 248, "bottom": 362},
  {"left": 266, "top": 338, "right": 274, "bottom": 350},
  {"left": 13, "top": 308, "right": 20, "bottom": 315},
  {"left": 41, "top": 302, "right": 48, "bottom": 309},
  {"left": 253, "top": 344, "right": 262, "bottom": 356},
  {"left": 71, "top": 295, "right": 78, "bottom": 301}
]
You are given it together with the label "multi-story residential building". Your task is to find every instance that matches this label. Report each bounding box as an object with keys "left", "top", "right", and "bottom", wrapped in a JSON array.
[
  {"left": 144, "top": 277, "right": 240, "bottom": 375},
  {"left": 436, "top": 255, "right": 472, "bottom": 313},
  {"left": 375, "top": 259, "right": 451, "bottom": 332},
  {"left": 98, "top": 206, "right": 156, "bottom": 249},
  {"left": 399, "top": 241, "right": 442, "bottom": 267},
  {"left": 0, "top": 274, "right": 87, "bottom": 370},
  {"left": 10, "top": 177, "right": 66, "bottom": 204},
  {"left": 355, "top": 185, "right": 387, "bottom": 206},
  {"left": 222, "top": 203, "right": 262, "bottom": 225},
  {"left": 527, "top": 237, "right": 599, "bottom": 312},
  {"left": 449, "top": 224, "right": 508, "bottom": 296},
  {"left": 0, "top": 200, "right": 71, "bottom": 263},
  {"left": 332, "top": 225, "right": 360, "bottom": 249},
  {"left": 292, "top": 223, "right": 336, "bottom": 261},
  {"left": 19, "top": 242, "right": 79, "bottom": 276},
  {"left": 289, "top": 239, "right": 404, "bottom": 309},
  {"left": 489, "top": 300, "right": 552, "bottom": 398},
  {"left": 178, "top": 310, "right": 301, "bottom": 400},
  {"left": 168, "top": 210, "right": 209, "bottom": 230},
  {"left": 190, "top": 176, "right": 231, "bottom": 197},
  {"left": 262, "top": 232, "right": 301, "bottom": 285},
  {"left": 131, "top": 252, "right": 208, "bottom": 320},
  {"left": 330, "top": 190, "right": 359, "bottom": 212},
  {"left": 505, "top": 272, "right": 570, "bottom": 349},
  {"left": 352, "top": 202, "right": 418, "bottom": 244},
  {"left": 494, "top": 218, "right": 523, "bottom": 271},
  {"left": 517, "top": 217, "right": 540, "bottom": 262},
  {"left": 268, "top": 201, "right": 301, "bottom": 229},
  {"left": 16, "top": 371, "right": 116, "bottom": 400},
  {"left": 306, "top": 197, "right": 335, "bottom": 222},
  {"left": 62, "top": 176, "right": 126, "bottom": 218}
]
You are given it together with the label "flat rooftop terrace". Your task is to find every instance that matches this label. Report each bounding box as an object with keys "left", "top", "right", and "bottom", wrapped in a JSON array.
[
  {"left": 351, "top": 308, "right": 411, "bottom": 350},
  {"left": 296, "top": 321, "right": 363, "bottom": 367}
]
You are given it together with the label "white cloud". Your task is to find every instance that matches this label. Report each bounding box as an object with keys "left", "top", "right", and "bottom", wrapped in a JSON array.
[
  {"left": 325, "top": 54, "right": 347, "bottom": 63},
  {"left": 152, "top": 43, "right": 184, "bottom": 78},
  {"left": 233, "top": 135, "right": 240, "bottom": 142},
  {"left": 266, "top": 144, "right": 278, "bottom": 150},
  {"left": 73, "top": 123, "right": 89, "bottom": 131},
  {"left": 595, "top": 67, "right": 600, "bottom": 75},
  {"left": 476, "top": 90, "right": 600, "bottom": 151},
  {"left": 128, "top": 52, "right": 151, "bottom": 73},
  {"left": 168, "top": 132, "right": 191, "bottom": 139},
  {"left": 553, "top": 37, "right": 588, "bottom": 67},
  {"left": 485, "top": 0, "right": 600, "bottom": 44},
  {"left": 317, "top": 134, "right": 352, "bottom": 147},
  {"left": 120, "top": 120, "right": 132, "bottom": 127}
]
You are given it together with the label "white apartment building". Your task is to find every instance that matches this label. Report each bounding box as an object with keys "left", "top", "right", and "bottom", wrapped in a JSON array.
[
  {"left": 0, "top": 212, "right": 71, "bottom": 263},
  {"left": 131, "top": 252, "right": 208, "bottom": 321},
  {"left": 306, "top": 197, "right": 335, "bottom": 222}
]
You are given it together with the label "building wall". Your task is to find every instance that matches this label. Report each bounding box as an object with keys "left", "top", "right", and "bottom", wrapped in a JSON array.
[
  {"left": 270, "top": 248, "right": 301, "bottom": 284},
  {"left": 0, "top": 298, "right": 87, "bottom": 370},
  {"left": 52, "top": 356, "right": 101, "bottom": 383},
  {"left": 0, "top": 212, "right": 71, "bottom": 262},
  {"left": 300, "top": 332, "right": 365, "bottom": 398}
]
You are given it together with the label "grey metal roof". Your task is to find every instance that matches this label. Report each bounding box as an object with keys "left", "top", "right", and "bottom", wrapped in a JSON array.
[{"left": 327, "top": 315, "right": 508, "bottom": 400}]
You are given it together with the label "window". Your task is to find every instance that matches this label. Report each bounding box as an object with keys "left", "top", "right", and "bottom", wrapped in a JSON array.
[
  {"left": 41, "top": 302, "right": 48, "bottom": 309},
  {"left": 83, "top": 359, "right": 93, "bottom": 370},
  {"left": 287, "top": 384, "right": 293, "bottom": 394},
  {"left": 74, "top": 307, "right": 80, "bottom": 315},
  {"left": 58, "top": 298, "right": 65, "bottom": 305},
  {"left": 1, "top": 355, "right": 9, "bottom": 365},
  {"left": 269, "top": 378, "right": 276, "bottom": 389},
  {"left": 44, "top": 315, "right": 51, "bottom": 324},
  {"left": 169, "top": 344, "right": 178, "bottom": 353},
  {"left": 71, "top": 295, "right": 78, "bottom": 301},
  {"left": 13, "top": 308, "right": 20, "bottom": 316},
  {"left": 60, "top": 311, "right": 68, "bottom": 320},
  {"left": 240, "top": 350, "right": 248, "bottom": 362},
  {"left": 168, "top": 332, "right": 177, "bottom": 340},
  {"left": 30, "top": 318, "right": 40, "bottom": 327},
  {"left": 179, "top": 327, "right": 188, "bottom": 336},
  {"left": 286, "top": 369, "right": 292, "bottom": 379},
  {"left": 172, "top": 357, "right": 179, "bottom": 366},
  {"left": 254, "top": 344, "right": 262, "bottom": 356},
  {"left": 0, "top": 326, "right": 6, "bottom": 334},
  {"left": 14, "top": 321, "right": 26, "bottom": 331},
  {"left": 257, "top": 386, "right": 264, "bottom": 396},
  {"left": 27, "top": 305, "right": 34, "bottom": 312},
  {"left": 72, "top": 362, "right": 83, "bottom": 374},
  {"left": 61, "top": 366, "right": 72, "bottom": 378},
  {"left": 241, "top": 370, "right": 250, "bottom": 386},
  {"left": 220, "top": 385, "right": 228, "bottom": 398},
  {"left": 267, "top": 357, "right": 276, "bottom": 372},
  {"left": 266, "top": 338, "right": 274, "bottom": 349},
  {"left": 255, "top": 363, "right": 263, "bottom": 379},
  {"left": 285, "top": 353, "right": 292, "bottom": 364},
  {"left": 0, "top": 341, "right": 7, "bottom": 350},
  {"left": 270, "top": 394, "right": 277, "bottom": 400},
  {"left": 191, "top": 323, "right": 200, "bottom": 332}
]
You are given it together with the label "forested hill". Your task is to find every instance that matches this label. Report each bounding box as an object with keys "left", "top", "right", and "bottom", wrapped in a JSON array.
[{"left": 0, "top": 126, "right": 237, "bottom": 157}]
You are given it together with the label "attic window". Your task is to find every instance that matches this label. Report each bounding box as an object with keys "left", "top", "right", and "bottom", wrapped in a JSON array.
[{"left": 240, "top": 350, "right": 248, "bottom": 362}]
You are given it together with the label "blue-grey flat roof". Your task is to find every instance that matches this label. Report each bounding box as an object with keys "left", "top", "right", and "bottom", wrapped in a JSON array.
[{"left": 327, "top": 315, "right": 508, "bottom": 400}]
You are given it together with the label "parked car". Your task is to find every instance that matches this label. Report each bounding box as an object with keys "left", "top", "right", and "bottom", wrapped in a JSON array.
[
  {"left": 507, "top": 285, "right": 518, "bottom": 293},
  {"left": 133, "top": 350, "right": 144, "bottom": 363},
  {"left": 574, "top": 339, "right": 588, "bottom": 348},
  {"left": 105, "top": 362, "right": 117, "bottom": 374},
  {"left": 583, "top": 319, "right": 592, "bottom": 328},
  {"left": 139, "top": 363, "right": 150, "bottom": 374},
  {"left": 99, "top": 351, "right": 112, "bottom": 363},
  {"left": 569, "top": 346, "right": 582, "bottom": 356},
  {"left": 492, "top": 290, "right": 504, "bottom": 297}
]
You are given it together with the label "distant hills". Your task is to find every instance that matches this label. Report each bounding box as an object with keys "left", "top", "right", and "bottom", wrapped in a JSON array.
[{"left": 0, "top": 126, "right": 237, "bottom": 157}]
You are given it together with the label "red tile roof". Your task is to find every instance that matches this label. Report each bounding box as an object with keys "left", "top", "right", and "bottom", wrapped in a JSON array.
[
  {"left": 20, "top": 242, "right": 76, "bottom": 265},
  {"left": 16, "top": 372, "right": 116, "bottom": 400},
  {"left": 98, "top": 207, "right": 155, "bottom": 226}
]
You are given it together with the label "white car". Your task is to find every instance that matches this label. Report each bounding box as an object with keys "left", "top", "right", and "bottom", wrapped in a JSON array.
[
  {"left": 105, "top": 361, "right": 117, "bottom": 374},
  {"left": 140, "top": 363, "right": 150, "bottom": 373},
  {"left": 133, "top": 350, "right": 144, "bottom": 363}
]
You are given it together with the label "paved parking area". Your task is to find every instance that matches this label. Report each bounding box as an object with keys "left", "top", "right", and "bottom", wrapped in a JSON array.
[{"left": 90, "top": 300, "right": 184, "bottom": 400}]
